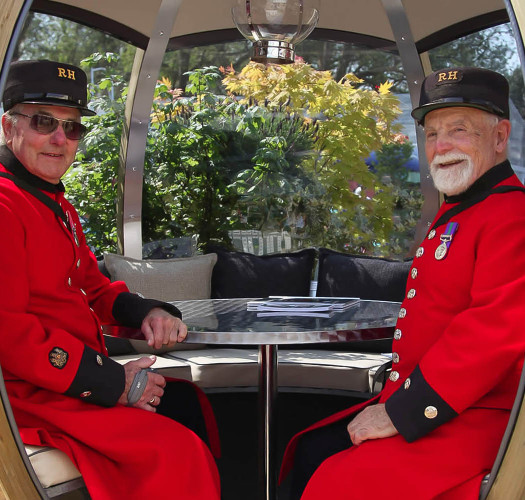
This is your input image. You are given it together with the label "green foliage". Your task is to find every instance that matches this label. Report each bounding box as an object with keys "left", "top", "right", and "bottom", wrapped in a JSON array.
[
  {"left": 222, "top": 62, "right": 403, "bottom": 252},
  {"left": 370, "top": 137, "right": 424, "bottom": 254},
  {"left": 63, "top": 54, "right": 126, "bottom": 252},
  {"left": 64, "top": 55, "right": 411, "bottom": 256}
]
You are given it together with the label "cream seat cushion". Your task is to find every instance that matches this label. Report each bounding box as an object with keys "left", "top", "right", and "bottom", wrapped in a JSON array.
[
  {"left": 278, "top": 350, "right": 392, "bottom": 392},
  {"left": 164, "top": 348, "right": 390, "bottom": 393},
  {"left": 25, "top": 445, "right": 81, "bottom": 489},
  {"left": 163, "top": 348, "right": 259, "bottom": 388},
  {"left": 104, "top": 253, "right": 217, "bottom": 301}
]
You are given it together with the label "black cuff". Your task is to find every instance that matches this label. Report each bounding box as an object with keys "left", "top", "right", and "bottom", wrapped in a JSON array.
[
  {"left": 112, "top": 292, "right": 182, "bottom": 328},
  {"left": 65, "top": 345, "right": 125, "bottom": 407},
  {"left": 385, "top": 365, "right": 458, "bottom": 442}
]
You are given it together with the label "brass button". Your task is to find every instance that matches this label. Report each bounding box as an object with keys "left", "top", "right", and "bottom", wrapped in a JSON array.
[
  {"left": 389, "top": 371, "right": 399, "bottom": 382},
  {"left": 96, "top": 355, "right": 103, "bottom": 366},
  {"left": 394, "top": 329, "right": 402, "bottom": 340},
  {"left": 80, "top": 391, "right": 92, "bottom": 398},
  {"left": 416, "top": 247, "right": 424, "bottom": 258},
  {"left": 424, "top": 406, "right": 438, "bottom": 419},
  {"left": 411, "top": 268, "right": 418, "bottom": 279},
  {"left": 404, "top": 378, "right": 411, "bottom": 390},
  {"left": 428, "top": 229, "right": 436, "bottom": 239},
  {"left": 398, "top": 308, "right": 406, "bottom": 319},
  {"left": 76, "top": 259, "right": 81, "bottom": 268},
  {"left": 407, "top": 289, "right": 416, "bottom": 299},
  {"left": 67, "top": 277, "right": 72, "bottom": 286},
  {"left": 392, "top": 352, "right": 399, "bottom": 363}
]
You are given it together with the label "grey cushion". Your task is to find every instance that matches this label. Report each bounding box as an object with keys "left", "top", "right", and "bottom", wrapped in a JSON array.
[{"left": 104, "top": 253, "right": 217, "bottom": 301}]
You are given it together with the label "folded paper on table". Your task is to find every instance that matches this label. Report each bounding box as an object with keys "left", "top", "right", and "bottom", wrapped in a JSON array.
[{"left": 247, "top": 296, "right": 360, "bottom": 313}]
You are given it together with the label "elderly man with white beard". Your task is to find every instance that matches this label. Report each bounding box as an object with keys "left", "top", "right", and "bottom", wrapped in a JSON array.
[{"left": 279, "top": 67, "right": 525, "bottom": 500}]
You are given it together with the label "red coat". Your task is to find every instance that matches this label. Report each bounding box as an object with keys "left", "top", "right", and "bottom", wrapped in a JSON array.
[
  {"left": 0, "top": 151, "right": 220, "bottom": 500},
  {"left": 281, "top": 161, "right": 525, "bottom": 499}
]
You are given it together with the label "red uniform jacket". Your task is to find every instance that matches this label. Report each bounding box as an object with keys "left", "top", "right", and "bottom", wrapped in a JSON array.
[
  {"left": 0, "top": 147, "right": 220, "bottom": 500},
  {"left": 281, "top": 161, "right": 525, "bottom": 499}
]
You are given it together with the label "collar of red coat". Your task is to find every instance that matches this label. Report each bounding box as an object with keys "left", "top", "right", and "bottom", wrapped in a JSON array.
[
  {"left": 0, "top": 145, "right": 65, "bottom": 193},
  {"left": 444, "top": 160, "right": 514, "bottom": 204}
]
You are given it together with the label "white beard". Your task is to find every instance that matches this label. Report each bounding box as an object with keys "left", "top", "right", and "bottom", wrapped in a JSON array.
[{"left": 429, "top": 153, "right": 474, "bottom": 196}]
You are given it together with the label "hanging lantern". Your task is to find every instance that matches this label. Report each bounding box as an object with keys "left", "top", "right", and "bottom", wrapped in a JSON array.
[{"left": 232, "top": 0, "right": 320, "bottom": 64}]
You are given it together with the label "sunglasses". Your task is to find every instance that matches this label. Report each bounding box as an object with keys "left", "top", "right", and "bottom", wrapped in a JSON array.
[{"left": 11, "top": 112, "right": 87, "bottom": 141}]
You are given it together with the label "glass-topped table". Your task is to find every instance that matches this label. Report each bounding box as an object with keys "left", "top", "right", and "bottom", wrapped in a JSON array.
[{"left": 105, "top": 298, "right": 401, "bottom": 500}]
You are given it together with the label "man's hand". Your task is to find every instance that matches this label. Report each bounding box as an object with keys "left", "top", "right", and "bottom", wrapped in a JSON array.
[
  {"left": 141, "top": 307, "right": 188, "bottom": 349},
  {"left": 118, "top": 355, "right": 166, "bottom": 412},
  {"left": 347, "top": 404, "right": 398, "bottom": 445}
]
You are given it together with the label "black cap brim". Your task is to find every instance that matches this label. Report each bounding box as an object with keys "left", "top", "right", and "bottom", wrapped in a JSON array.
[{"left": 13, "top": 98, "right": 95, "bottom": 116}]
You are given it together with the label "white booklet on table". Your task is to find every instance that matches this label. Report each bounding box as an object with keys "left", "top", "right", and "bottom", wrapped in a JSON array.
[{"left": 247, "top": 296, "right": 360, "bottom": 313}]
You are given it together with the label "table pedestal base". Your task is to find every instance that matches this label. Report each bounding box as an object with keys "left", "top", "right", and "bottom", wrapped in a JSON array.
[{"left": 259, "top": 344, "right": 278, "bottom": 500}]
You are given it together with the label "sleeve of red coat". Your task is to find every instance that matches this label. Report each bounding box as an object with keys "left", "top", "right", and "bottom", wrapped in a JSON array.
[{"left": 386, "top": 196, "right": 525, "bottom": 441}]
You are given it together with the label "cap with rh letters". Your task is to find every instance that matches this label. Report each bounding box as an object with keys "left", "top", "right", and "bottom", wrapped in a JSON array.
[
  {"left": 411, "top": 67, "right": 509, "bottom": 125},
  {"left": 2, "top": 59, "right": 95, "bottom": 116}
]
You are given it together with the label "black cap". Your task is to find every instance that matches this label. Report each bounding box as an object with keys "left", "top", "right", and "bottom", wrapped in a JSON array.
[
  {"left": 2, "top": 60, "right": 95, "bottom": 116},
  {"left": 411, "top": 67, "right": 509, "bottom": 125}
]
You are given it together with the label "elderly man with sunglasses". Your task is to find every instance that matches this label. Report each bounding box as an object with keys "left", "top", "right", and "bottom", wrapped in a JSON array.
[{"left": 0, "top": 60, "right": 220, "bottom": 499}]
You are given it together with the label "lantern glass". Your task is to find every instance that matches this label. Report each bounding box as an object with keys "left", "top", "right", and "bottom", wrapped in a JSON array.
[{"left": 232, "top": 0, "right": 319, "bottom": 64}]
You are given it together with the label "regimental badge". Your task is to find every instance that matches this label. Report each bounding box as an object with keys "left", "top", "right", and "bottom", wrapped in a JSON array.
[
  {"left": 49, "top": 347, "right": 69, "bottom": 369},
  {"left": 435, "top": 222, "right": 459, "bottom": 260}
]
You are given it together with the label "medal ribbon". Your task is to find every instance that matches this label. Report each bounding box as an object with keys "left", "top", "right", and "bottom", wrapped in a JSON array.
[{"left": 440, "top": 221, "right": 459, "bottom": 250}]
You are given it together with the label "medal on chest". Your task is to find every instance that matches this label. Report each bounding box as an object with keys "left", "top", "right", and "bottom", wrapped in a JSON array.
[{"left": 435, "top": 222, "right": 459, "bottom": 260}]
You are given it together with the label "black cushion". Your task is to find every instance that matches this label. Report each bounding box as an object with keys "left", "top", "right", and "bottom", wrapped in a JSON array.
[
  {"left": 208, "top": 247, "right": 316, "bottom": 299},
  {"left": 316, "top": 248, "right": 412, "bottom": 302}
]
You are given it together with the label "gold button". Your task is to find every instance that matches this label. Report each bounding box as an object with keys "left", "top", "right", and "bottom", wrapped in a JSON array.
[
  {"left": 67, "top": 277, "right": 72, "bottom": 286},
  {"left": 96, "top": 355, "right": 103, "bottom": 366},
  {"left": 424, "top": 406, "right": 438, "bottom": 419},
  {"left": 428, "top": 229, "right": 436, "bottom": 239},
  {"left": 392, "top": 352, "right": 399, "bottom": 363},
  {"left": 407, "top": 289, "right": 416, "bottom": 299},
  {"left": 80, "top": 288, "right": 87, "bottom": 295},
  {"left": 398, "top": 308, "right": 406, "bottom": 319},
  {"left": 76, "top": 259, "right": 81, "bottom": 268},
  {"left": 404, "top": 378, "right": 411, "bottom": 390},
  {"left": 416, "top": 247, "right": 424, "bottom": 258},
  {"left": 394, "top": 329, "right": 402, "bottom": 340},
  {"left": 389, "top": 371, "right": 399, "bottom": 382},
  {"left": 411, "top": 268, "right": 418, "bottom": 279},
  {"left": 80, "top": 391, "right": 92, "bottom": 398}
]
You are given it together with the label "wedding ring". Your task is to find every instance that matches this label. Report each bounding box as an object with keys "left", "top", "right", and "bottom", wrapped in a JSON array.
[{"left": 149, "top": 396, "right": 156, "bottom": 405}]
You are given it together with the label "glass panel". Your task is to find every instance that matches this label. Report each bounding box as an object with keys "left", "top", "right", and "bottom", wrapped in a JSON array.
[
  {"left": 10, "top": 12, "right": 137, "bottom": 255},
  {"left": 427, "top": 23, "right": 525, "bottom": 183},
  {"left": 143, "top": 39, "right": 421, "bottom": 260}
]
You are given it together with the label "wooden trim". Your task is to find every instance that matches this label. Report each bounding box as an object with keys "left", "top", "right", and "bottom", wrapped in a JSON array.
[
  {"left": 0, "top": 0, "right": 25, "bottom": 69},
  {"left": 0, "top": 396, "right": 40, "bottom": 499},
  {"left": 485, "top": 401, "right": 525, "bottom": 499}
]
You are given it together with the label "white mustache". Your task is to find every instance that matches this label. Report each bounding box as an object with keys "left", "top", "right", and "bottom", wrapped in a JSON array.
[{"left": 430, "top": 152, "right": 471, "bottom": 169}]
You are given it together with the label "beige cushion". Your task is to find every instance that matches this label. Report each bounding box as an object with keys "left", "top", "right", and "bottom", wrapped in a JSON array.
[
  {"left": 25, "top": 445, "right": 81, "bottom": 489},
  {"left": 104, "top": 253, "right": 217, "bottom": 301},
  {"left": 111, "top": 354, "right": 193, "bottom": 380},
  {"left": 278, "top": 350, "right": 392, "bottom": 392},
  {"left": 164, "top": 348, "right": 390, "bottom": 393},
  {"left": 164, "top": 348, "right": 259, "bottom": 388}
]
